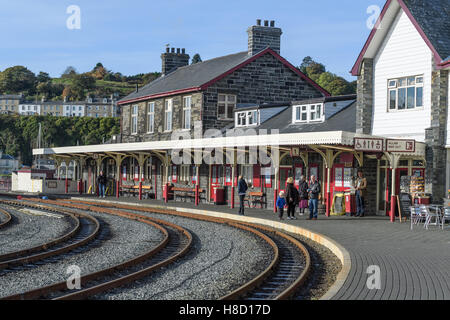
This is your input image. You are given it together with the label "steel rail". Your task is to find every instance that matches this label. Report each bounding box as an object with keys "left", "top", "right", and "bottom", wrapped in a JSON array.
[
  {"left": 0, "top": 207, "right": 12, "bottom": 229},
  {"left": 0, "top": 201, "right": 99, "bottom": 270}
]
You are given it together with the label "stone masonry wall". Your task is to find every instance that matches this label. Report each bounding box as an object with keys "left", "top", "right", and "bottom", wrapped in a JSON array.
[{"left": 356, "top": 58, "right": 374, "bottom": 134}]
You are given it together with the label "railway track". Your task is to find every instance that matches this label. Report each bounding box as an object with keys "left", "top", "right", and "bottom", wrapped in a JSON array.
[
  {"left": 0, "top": 203, "right": 100, "bottom": 274},
  {"left": 28, "top": 197, "right": 312, "bottom": 300},
  {"left": 0, "top": 207, "right": 12, "bottom": 229}
]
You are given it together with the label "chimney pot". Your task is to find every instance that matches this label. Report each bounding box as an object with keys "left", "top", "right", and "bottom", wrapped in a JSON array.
[
  {"left": 270, "top": 20, "right": 275, "bottom": 27},
  {"left": 182, "top": 48, "right": 185, "bottom": 54},
  {"left": 264, "top": 20, "right": 269, "bottom": 26},
  {"left": 166, "top": 47, "right": 170, "bottom": 53},
  {"left": 256, "top": 19, "right": 261, "bottom": 26},
  {"left": 171, "top": 48, "right": 175, "bottom": 53},
  {"left": 177, "top": 48, "right": 180, "bottom": 54}
]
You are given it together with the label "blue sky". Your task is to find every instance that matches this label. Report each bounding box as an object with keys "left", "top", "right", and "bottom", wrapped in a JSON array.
[{"left": 0, "top": 0, "right": 386, "bottom": 81}]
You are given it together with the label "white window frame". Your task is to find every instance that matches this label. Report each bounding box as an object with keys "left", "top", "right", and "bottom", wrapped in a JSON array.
[
  {"left": 147, "top": 102, "right": 155, "bottom": 133},
  {"left": 235, "top": 110, "right": 258, "bottom": 127},
  {"left": 183, "top": 96, "right": 191, "bottom": 130},
  {"left": 131, "top": 105, "right": 138, "bottom": 134},
  {"left": 387, "top": 75, "right": 424, "bottom": 111},
  {"left": 292, "top": 104, "right": 324, "bottom": 123},
  {"left": 164, "top": 99, "right": 173, "bottom": 132},
  {"left": 217, "top": 94, "right": 236, "bottom": 120}
]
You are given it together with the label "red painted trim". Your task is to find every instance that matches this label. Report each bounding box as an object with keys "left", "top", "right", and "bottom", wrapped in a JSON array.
[
  {"left": 119, "top": 48, "right": 329, "bottom": 106},
  {"left": 118, "top": 87, "right": 202, "bottom": 105},
  {"left": 352, "top": 0, "right": 446, "bottom": 76}
]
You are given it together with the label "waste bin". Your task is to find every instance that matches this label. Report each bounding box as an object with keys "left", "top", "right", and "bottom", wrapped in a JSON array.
[
  {"left": 213, "top": 187, "right": 225, "bottom": 205},
  {"left": 345, "top": 192, "right": 356, "bottom": 216}
]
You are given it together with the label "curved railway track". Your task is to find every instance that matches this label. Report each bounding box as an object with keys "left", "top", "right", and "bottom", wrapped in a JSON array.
[
  {"left": 0, "top": 203, "right": 100, "bottom": 274},
  {"left": 0, "top": 207, "right": 12, "bottom": 229},
  {"left": 19, "top": 197, "right": 312, "bottom": 300}
]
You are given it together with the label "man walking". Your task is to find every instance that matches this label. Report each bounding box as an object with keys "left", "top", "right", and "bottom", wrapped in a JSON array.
[
  {"left": 307, "top": 175, "right": 321, "bottom": 220},
  {"left": 237, "top": 175, "right": 248, "bottom": 216},
  {"left": 354, "top": 170, "right": 367, "bottom": 217},
  {"left": 97, "top": 170, "right": 107, "bottom": 198}
]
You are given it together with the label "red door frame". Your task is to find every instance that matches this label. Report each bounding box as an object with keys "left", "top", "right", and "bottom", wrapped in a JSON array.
[
  {"left": 395, "top": 168, "right": 409, "bottom": 194},
  {"left": 278, "top": 167, "right": 293, "bottom": 193},
  {"left": 210, "top": 165, "right": 221, "bottom": 200}
]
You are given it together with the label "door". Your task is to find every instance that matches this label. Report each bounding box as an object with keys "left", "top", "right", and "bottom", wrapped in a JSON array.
[
  {"left": 396, "top": 168, "right": 409, "bottom": 194},
  {"left": 293, "top": 164, "right": 304, "bottom": 188},
  {"left": 210, "top": 165, "right": 222, "bottom": 200},
  {"left": 279, "top": 167, "right": 293, "bottom": 193}
]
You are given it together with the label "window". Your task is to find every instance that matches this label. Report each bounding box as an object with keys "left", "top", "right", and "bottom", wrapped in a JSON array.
[
  {"left": 293, "top": 104, "right": 324, "bottom": 123},
  {"left": 235, "top": 110, "right": 258, "bottom": 127},
  {"left": 171, "top": 165, "right": 178, "bottom": 183},
  {"left": 217, "top": 94, "right": 236, "bottom": 120},
  {"left": 183, "top": 96, "right": 191, "bottom": 130},
  {"left": 147, "top": 102, "right": 154, "bottom": 133},
  {"left": 165, "top": 99, "right": 173, "bottom": 131},
  {"left": 180, "top": 165, "right": 190, "bottom": 182},
  {"left": 131, "top": 105, "right": 138, "bottom": 134},
  {"left": 240, "top": 165, "right": 253, "bottom": 184},
  {"left": 387, "top": 75, "right": 424, "bottom": 111}
]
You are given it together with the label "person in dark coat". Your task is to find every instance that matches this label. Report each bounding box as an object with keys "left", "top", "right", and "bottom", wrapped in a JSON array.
[
  {"left": 298, "top": 175, "right": 309, "bottom": 215},
  {"left": 307, "top": 175, "right": 321, "bottom": 220},
  {"left": 97, "top": 170, "right": 107, "bottom": 198},
  {"left": 237, "top": 175, "right": 248, "bottom": 216},
  {"left": 286, "top": 177, "right": 299, "bottom": 220}
]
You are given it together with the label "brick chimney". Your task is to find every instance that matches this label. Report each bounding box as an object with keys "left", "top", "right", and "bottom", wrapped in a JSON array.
[
  {"left": 161, "top": 47, "right": 190, "bottom": 75},
  {"left": 247, "top": 19, "right": 282, "bottom": 56}
]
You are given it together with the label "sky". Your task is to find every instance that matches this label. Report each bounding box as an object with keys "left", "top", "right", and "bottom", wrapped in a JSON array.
[{"left": 0, "top": 0, "right": 387, "bottom": 81}]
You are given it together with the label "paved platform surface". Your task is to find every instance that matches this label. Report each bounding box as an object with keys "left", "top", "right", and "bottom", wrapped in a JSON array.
[{"left": 25, "top": 194, "right": 450, "bottom": 300}]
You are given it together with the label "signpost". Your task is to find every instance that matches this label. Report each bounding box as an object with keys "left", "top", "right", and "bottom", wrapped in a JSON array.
[
  {"left": 354, "top": 138, "right": 384, "bottom": 152},
  {"left": 386, "top": 139, "right": 415, "bottom": 153}
]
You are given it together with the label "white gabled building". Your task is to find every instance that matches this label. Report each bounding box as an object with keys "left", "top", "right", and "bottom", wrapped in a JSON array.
[{"left": 352, "top": 0, "right": 450, "bottom": 202}]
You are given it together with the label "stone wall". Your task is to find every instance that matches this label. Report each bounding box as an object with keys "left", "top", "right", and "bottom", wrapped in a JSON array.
[
  {"left": 425, "top": 66, "right": 449, "bottom": 203},
  {"left": 356, "top": 58, "right": 374, "bottom": 134},
  {"left": 202, "top": 52, "right": 324, "bottom": 131}
]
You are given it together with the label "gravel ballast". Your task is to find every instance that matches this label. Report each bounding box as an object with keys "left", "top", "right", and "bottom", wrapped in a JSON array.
[
  {"left": 0, "top": 210, "right": 165, "bottom": 298},
  {"left": 95, "top": 211, "right": 275, "bottom": 300},
  {"left": 0, "top": 206, "right": 74, "bottom": 256}
]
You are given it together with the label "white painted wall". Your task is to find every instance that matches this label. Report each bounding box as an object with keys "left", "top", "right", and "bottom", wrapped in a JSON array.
[
  {"left": 372, "top": 9, "right": 432, "bottom": 142},
  {"left": 446, "top": 76, "right": 450, "bottom": 146}
]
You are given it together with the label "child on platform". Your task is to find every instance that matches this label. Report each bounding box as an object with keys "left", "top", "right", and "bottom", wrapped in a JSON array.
[{"left": 276, "top": 191, "right": 287, "bottom": 220}]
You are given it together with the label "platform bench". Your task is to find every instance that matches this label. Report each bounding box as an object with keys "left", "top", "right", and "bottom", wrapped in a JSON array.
[
  {"left": 245, "top": 192, "right": 266, "bottom": 209},
  {"left": 171, "top": 187, "right": 205, "bottom": 203}
]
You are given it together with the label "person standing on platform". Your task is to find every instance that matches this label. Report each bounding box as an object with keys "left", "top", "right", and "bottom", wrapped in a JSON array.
[
  {"left": 237, "top": 175, "right": 248, "bottom": 216},
  {"left": 354, "top": 170, "right": 367, "bottom": 217},
  {"left": 307, "top": 175, "right": 321, "bottom": 220},
  {"left": 298, "top": 175, "right": 309, "bottom": 215},
  {"left": 97, "top": 171, "right": 107, "bottom": 198},
  {"left": 286, "top": 177, "right": 299, "bottom": 220},
  {"left": 276, "top": 191, "right": 287, "bottom": 220}
]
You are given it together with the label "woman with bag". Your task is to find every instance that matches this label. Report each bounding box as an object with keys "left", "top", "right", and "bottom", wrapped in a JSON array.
[
  {"left": 298, "top": 175, "right": 308, "bottom": 215},
  {"left": 286, "top": 177, "right": 299, "bottom": 220}
]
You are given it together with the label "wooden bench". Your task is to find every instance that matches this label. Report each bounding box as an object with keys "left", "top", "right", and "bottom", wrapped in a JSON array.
[
  {"left": 171, "top": 187, "right": 205, "bottom": 203},
  {"left": 245, "top": 191, "right": 266, "bottom": 208},
  {"left": 120, "top": 184, "right": 152, "bottom": 198}
]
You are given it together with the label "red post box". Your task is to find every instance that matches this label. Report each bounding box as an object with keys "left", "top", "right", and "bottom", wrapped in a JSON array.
[{"left": 163, "top": 184, "right": 173, "bottom": 202}]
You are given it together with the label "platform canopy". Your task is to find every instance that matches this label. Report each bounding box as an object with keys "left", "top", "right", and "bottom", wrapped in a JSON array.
[{"left": 33, "top": 131, "right": 426, "bottom": 158}]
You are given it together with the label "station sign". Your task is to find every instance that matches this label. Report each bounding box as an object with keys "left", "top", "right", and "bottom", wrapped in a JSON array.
[
  {"left": 291, "top": 147, "right": 300, "bottom": 157},
  {"left": 354, "top": 138, "right": 384, "bottom": 152},
  {"left": 386, "top": 139, "right": 415, "bottom": 153}
]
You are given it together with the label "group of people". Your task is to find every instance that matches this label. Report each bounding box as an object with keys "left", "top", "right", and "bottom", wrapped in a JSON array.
[
  {"left": 237, "top": 170, "right": 367, "bottom": 220},
  {"left": 276, "top": 175, "right": 321, "bottom": 221}
]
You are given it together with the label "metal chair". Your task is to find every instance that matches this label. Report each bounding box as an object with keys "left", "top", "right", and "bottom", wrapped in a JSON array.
[
  {"left": 441, "top": 207, "right": 450, "bottom": 230},
  {"left": 423, "top": 205, "right": 441, "bottom": 230},
  {"left": 410, "top": 205, "right": 422, "bottom": 230}
]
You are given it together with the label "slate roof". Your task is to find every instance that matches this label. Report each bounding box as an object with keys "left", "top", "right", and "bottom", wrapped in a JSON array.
[
  {"left": 120, "top": 51, "right": 250, "bottom": 103},
  {"left": 256, "top": 101, "right": 356, "bottom": 134},
  {"left": 402, "top": 0, "right": 450, "bottom": 63}
]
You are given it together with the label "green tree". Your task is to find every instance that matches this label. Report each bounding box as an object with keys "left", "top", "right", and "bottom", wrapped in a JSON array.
[
  {"left": 62, "top": 66, "right": 77, "bottom": 78},
  {"left": 37, "top": 71, "right": 51, "bottom": 83},
  {"left": 191, "top": 53, "right": 202, "bottom": 64},
  {"left": 72, "top": 73, "right": 96, "bottom": 100},
  {"left": 0, "top": 66, "right": 36, "bottom": 94}
]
